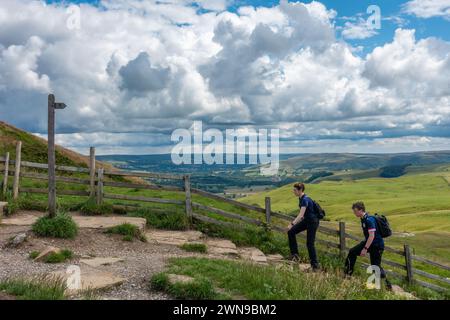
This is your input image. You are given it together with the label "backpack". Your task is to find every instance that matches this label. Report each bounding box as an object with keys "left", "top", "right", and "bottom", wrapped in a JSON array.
[
  {"left": 373, "top": 214, "right": 392, "bottom": 238},
  {"left": 312, "top": 200, "right": 326, "bottom": 220}
]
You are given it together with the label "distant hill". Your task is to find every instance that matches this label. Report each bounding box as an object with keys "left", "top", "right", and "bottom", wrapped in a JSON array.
[{"left": 278, "top": 152, "right": 450, "bottom": 174}]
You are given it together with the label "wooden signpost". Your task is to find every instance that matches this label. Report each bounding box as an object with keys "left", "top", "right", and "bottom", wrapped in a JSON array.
[{"left": 48, "top": 94, "right": 67, "bottom": 218}]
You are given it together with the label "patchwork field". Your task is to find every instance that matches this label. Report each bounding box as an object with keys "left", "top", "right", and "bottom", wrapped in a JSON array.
[{"left": 241, "top": 169, "right": 450, "bottom": 262}]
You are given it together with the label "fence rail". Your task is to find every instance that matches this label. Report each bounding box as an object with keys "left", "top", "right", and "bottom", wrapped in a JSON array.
[{"left": 1, "top": 143, "right": 449, "bottom": 293}]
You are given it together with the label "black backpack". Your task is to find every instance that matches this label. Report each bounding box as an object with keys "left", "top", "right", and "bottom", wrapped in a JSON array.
[
  {"left": 373, "top": 214, "right": 392, "bottom": 238},
  {"left": 312, "top": 200, "right": 326, "bottom": 220}
]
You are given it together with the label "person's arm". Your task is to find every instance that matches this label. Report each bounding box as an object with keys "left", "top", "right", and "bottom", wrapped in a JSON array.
[
  {"left": 361, "top": 230, "right": 375, "bottom": 256},
  {"left": 288, "top": 207, "right": 306, "bottom": 229}
]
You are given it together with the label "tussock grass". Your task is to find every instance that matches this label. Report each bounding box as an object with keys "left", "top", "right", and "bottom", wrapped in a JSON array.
[
  {"left": 128, "top": 207, "right": 189, "bottom": 230},
  {"left": 180, "top": 243, "right": 207, "bottom": 253},
  {"left": 32, "top": 212, "right": 78, "bottom": 239},
  {"left": 150, "top": 273, "right": 217, "bottom": 300},
  {"left": 28, "top": 251, "right": 40, "bottom": 259},
  {"left": 43, "top": 249, "right": 73, "bottom": 263},
  {"left": 79, "top": 197, "right": 114, "bottom": 216},
  {"left": 105, "top": 223, "right": 146, "bottom": 242},
  {"left": 0, "top": 275, "right": 66, "bottom": 300}
]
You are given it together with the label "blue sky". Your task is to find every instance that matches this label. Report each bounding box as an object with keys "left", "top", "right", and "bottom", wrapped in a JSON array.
[{"left": 1, "top": 0, "right": 449, "bottom": 154}]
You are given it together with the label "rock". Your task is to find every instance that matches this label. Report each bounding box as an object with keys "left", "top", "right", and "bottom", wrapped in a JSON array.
[
  {"left": 0, "top": 291, "right": 16, "bottom": 300},
  {"left": 298, "top": 263, "right": 312, "bottom": 272},
  {"left": 167, "top": 274, "right": 195, "bottom": 285},
  {"left": 206, "top": 239, "right": 238, "bottom": 256},
  {"left": 238, "top": 247, "right": 267, "bottom": 264},
  {"left": 34, "top": 246, "right": 61, "bottom": 262},
  {"left": 1, "top": 213, "right": 146, "bottom": 231},
  {"left": 266, "top": 254, "right": 284, "bottom": 264},
  {"left": 146, "top": 230, "right": 204, "bottom": 246},
  {"left": 6, "top": 233, "right": 28, "bottom": 248},
  {"left": 75, "top": 216, "right": 146, "bottom": 231},
  {"left": 81, "top": 257, "right": 124, "bottom": 267},
  {"left": 51, "top": 266, "right": 126, "bottom": 295},
  {"left": 391, "top": 285, "right": 418, "bottom": 300}
]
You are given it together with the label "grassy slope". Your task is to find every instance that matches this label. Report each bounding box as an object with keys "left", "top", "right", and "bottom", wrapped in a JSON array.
[
  {"left": 0, "top": 121, "right": 114, "bottom": 170},
  {"left": 241, "top": 169, "right": 450, "bottom": 262}
]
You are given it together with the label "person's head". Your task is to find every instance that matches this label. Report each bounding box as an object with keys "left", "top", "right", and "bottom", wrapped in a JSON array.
[
  {"left": 352, "top": 201, "right": 366, "bottom": 217},
  {"left": 293, "top": 182, "right": 305, "bottom": 197}
]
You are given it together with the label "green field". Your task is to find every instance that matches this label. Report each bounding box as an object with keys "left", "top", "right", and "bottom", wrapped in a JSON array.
[{"left": 241, "top": 169, "right": 450, "bottom": 263}]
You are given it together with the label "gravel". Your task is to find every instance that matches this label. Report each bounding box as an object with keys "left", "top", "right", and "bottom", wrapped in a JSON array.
[{"left": 0, "top": 225, "right": 198, "bottom": 300}]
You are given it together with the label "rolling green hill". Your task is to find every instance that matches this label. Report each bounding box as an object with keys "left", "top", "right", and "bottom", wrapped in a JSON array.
[{"left": 241, "top": 168, "right": 450, "bottom": 262}]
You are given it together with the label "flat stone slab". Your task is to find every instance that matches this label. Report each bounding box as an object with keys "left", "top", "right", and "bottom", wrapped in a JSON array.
[
  {"left": 80, "top": 257, "right": 124, "bottom": 268},
  {"left": 266, "top": 254, "right": 284, "bottom": 263},
  {"left": 35, "top": 246, "right": 61, "bottom": 262},
  {"left": 206, "top": 239, "right": 238, "bottom": 256},
  {"left": 391, "top": 285, "right": 418, "bottom": 300},
  {"left": 74, "top": 216, "right": 146, "bottom": 231},
  {"left": 146, "top": 230, "right": 204, "bottom": 246},
  {"left": 51, "top": 266, "right": 126, "bottom": 294},
  {"left": 238, "top": 247, "right": 267, "bottom": 264},
  {"left": 1, "top": 213, "right": 146, "bottom": 231}
]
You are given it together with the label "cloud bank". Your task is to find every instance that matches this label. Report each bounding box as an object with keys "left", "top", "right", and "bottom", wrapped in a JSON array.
[{"left": 0, "top": 0, "right": 449, "bottom": 154}]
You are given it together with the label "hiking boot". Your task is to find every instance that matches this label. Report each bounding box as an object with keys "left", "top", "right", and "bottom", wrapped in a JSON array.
[
  {"left": 311, "top": 264, "right": 320, "bottom": 272},
  {"left": 288, "top": 254, "right": 300, "bottom": 262},
  {"left": 385, "top": 280, "right": 393, "bottom": 291}
]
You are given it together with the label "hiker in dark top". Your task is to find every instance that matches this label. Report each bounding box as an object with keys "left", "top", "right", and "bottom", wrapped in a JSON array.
[
  {"left": 287, "top": 183, "right": 320, "bottom": 270},
  {"left": 344, "top": 201, "right": 392, "bottom": 289}
]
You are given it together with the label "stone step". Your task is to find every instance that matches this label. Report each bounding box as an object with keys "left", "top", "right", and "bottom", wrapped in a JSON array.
[
  {"left": 51, "top": 266, "right": 126, "bottom": 294},
  {"left": 1, "top": 212, "right": 146, "bottom": 231},
  {"left": 146, "top": 230, "right": 204, "bottom": 246},
  {"left": 81, "top": 257, "right": 124, "bottom": 268}
]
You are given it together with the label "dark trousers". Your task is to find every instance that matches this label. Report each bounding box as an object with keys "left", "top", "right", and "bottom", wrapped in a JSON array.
[
  {"left": 345, "top": 241, "right": 387, "bottom": 280},
  {"left": 287, "top": 218, "right": 319, "bottom": 267}
]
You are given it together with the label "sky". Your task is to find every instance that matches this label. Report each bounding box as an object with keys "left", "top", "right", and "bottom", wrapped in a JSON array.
[{"left": 0, "top": 0, "right": 449, "bottom": 155}]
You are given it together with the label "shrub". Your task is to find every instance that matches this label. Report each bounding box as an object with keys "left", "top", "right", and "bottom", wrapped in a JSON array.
[
  {"left": 32, "top": 213, "right": 78, "bottom": 239},
  {"left": 43, "top": 249, "right": 73, "bottom": 263},
  {"left": 80, "top": 198, "right": 113, "bottom": 216},
  {"left": 0, "top": 276, "right": 66, "bottom": 300},
  {"left": 105, "top": 223, "right": 146, "bottom": 242},
  {"left": 129, "top": 208, "right": 189, "bottom": 230},
  {"left": 180, "top": 243, "right": 207, "bottom": 253}
]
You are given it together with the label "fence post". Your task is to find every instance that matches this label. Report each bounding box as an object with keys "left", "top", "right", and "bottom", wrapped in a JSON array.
[
  {"left": 2, "top": 152, "right": 10, "bottom": 196},
  {"left": 339, "top": 221, "right": 346, "bottom": 257},
  {"left": 89, "top": 147, "right": 96, "bottom": 198},
  {"left": 404, "top": 244, "right": 414, "bottom": 285},
  {"left": 265, "top": 197, "right": 271, "bottom": 225},
  {"left": 12, "top": 141, "right": 22, "bottom": 199},
  {"left": 184, "top": 175, "right": 192, "bottom": 218},
  {"left": 97, "top": 168, "right": 104, "bottom": 205}
]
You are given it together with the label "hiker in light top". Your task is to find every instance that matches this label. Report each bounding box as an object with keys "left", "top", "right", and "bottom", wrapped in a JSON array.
[
  {"left": 344, "top": 201, "right": 392, "bottom": 289},
  {"left": 287, "top": 183, "right": 320, "bottom": 270}
]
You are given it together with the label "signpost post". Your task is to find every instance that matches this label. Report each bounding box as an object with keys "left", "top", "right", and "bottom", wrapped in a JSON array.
[{"left": 48, "top": 94, "right": 67, "bottom": 218}]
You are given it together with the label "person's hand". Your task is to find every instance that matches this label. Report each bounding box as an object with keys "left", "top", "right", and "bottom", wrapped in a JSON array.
[
  {"left": 287, "top": 222, "right": 294, "bottom": 230},
  {"left": 360, "top": 248, "right": 367, "bottom": 257}
]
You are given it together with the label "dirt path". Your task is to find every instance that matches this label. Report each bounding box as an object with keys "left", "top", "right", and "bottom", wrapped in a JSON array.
[
  {"left": 0, "top": 211, "right": 281, "bottom": 300},
  {"left": 0, "top": 223, "right": 204, "bottom": 300}
]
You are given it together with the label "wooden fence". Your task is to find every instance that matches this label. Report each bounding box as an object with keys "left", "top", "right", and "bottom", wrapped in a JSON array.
[{"left": 0, "top": 143, "right": 449, "bottom": 293}]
